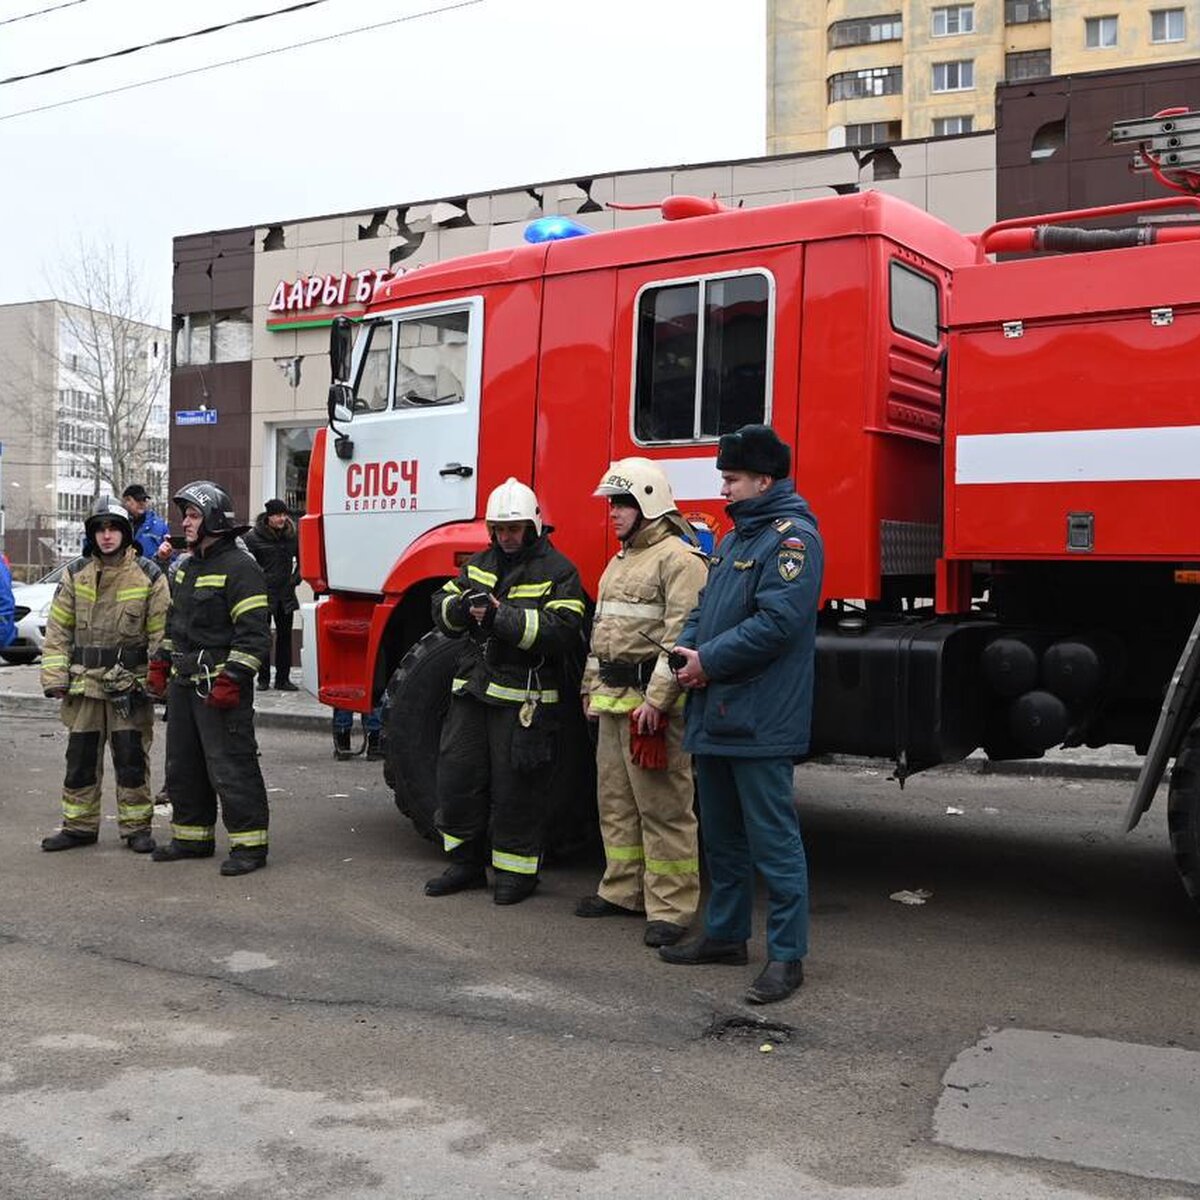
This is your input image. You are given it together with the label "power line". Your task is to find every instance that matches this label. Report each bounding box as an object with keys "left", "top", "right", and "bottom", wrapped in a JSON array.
[
  {"left": 0, "top": 0, "right": 88, "bottom": 27},
  {"left": 0, "top": 0, "right": 483, "bottom": 120},
  {"left": 1, "top": 0, "right": 337, "bottom": 87}
]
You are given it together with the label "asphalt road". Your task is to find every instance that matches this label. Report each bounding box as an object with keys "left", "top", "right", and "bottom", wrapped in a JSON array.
[{"left": 1, "top": 705, "right": 1198, "bottom": 1199}]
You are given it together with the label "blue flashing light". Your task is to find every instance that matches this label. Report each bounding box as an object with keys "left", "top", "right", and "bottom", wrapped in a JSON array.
[{"left": 523, "top": 216, "right": 594, "bottom": 244}]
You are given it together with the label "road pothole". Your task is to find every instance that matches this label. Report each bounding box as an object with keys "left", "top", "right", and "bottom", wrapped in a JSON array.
[{"left": 703, "top": 1014, "right": 796, "bottom": 1045}]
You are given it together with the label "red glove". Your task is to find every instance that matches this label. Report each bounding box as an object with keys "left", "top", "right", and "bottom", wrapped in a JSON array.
[
  {"left": 145, "top": 658, "right": 169, "bottom": 698},
  {"left": 205, "top": 671, "right": 243, "bottom": 710},
  {"left": 629, "top": 712, "right": 668, "bottom": 770}
]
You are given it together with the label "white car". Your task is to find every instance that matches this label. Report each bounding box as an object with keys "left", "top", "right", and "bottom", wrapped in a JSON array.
[{"left": 3, "top": 566, "right": 64, "bottom": 665}]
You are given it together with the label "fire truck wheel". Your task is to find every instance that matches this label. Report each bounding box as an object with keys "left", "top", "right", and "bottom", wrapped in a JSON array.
[
  {"left": 1167, "top": 716, "right": 1200, "bottom": 910},
  {"left": 383, "top": 631, "right": 458, "bottom": 841},
  {"left": 382, "top": 630, "right": 599, "bottom": 857}
]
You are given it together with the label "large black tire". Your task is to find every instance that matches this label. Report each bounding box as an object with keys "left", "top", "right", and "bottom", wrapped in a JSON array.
[
  {"left": 382, "top": 629, "right": 598, "bottom": 858},
  {"left": 1167, "top": 716, "right": 1200, "bottom": 909}
]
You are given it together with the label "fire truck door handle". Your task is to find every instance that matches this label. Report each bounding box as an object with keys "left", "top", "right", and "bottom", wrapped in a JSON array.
[{"left": 439, "top": 462, "right": 474, "bottom": 478}]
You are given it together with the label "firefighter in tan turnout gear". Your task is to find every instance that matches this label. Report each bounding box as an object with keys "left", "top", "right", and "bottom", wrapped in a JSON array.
[
  {"left": 427, "top": 478, "right": 587, "bottom": 906},
  {"left": 40, "top": 496, "right": 170, "bottom": 854},
  {"left": 577, "top": 458, "right": 709, "bottom": 947},
  {"left": 146, "top": 481, "right": 273, "bottom": 876}
]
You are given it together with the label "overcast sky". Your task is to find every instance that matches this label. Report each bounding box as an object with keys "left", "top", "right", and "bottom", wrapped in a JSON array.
[{"left": 0, "top": 0, "right": 765, "bottom": 320}]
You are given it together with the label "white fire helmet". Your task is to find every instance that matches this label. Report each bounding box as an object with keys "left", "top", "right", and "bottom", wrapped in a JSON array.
[
  {"left": 593, "top": 457, "right": 678, "bottom": 520},
  {"left": 485, "top": 477, "right": 542, "bottom": 536}
]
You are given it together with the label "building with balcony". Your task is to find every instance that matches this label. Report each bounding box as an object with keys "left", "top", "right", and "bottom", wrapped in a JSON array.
[{"left": 769, "top": 0, "right": 1200, "bottom": 152}]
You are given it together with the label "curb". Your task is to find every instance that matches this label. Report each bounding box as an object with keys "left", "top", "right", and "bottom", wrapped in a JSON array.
[
  {"left": 2, "top": 690, "right": 1144, "bottom": 781},
  {"left": 0, "top": 690, "right": 329, "bottom": 734}
]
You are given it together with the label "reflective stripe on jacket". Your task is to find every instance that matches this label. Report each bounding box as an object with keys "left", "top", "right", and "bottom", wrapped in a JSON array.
[
  {"left": 40, "top": 546, "right": 170, "bottom": 698},
  {"left": 158, "top": 535, "right": 270, "bottom": 680},
  {"left": 431, "top": 532, "right": 587, "bottom": 706},
  {"left": 582, "top": 515, "right": 708, "bottom": 715}
]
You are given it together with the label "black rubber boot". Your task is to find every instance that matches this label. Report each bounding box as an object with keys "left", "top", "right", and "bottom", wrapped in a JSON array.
[
  {"left": 333, "top": 729, "right": 353, "bottom": 761},
  {"left": 124, "top": 830, "right": 156, "bottom": 854},
  {"left": 41, "top": 829, "right": 98, "bottom": 852},
  {"left": 220, "top": 850, "right": 267, "bottom": 877},
  {"left": 151, "top": 840, "right": 215, "bottom": 862},
  {"left": 257, "top": 676, "right": 270, "bottom": 691},
  {"left": 658, "top": 936, "right": 748, "bottom": 966},
  {"left": 365, "top": 731, "right": 384, "bottom": 761},
  {"left": 745, "top": 960, "right": 805, "bottom": 1005},
  {"left": 274, "top": 679, "right": 298, "bottom": 692},
  {"left": 493, "top": 870, "right": 539, "bottom": 906},
  {"left": 575, "top": 894, "right": 642, "bottom": 918},
  {"left": 424, "top": 862, "right": 487, "bottom": 897},
  {"left": 643, "top": 921, "right": 688, "bottom": 948}
]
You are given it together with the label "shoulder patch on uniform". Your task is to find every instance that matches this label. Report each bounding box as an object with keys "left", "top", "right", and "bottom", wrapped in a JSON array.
[
  {"left": 781, "top": 536, "right": 806, "bottom": 551},
  {"left": 772, "top": 519, "right": 793, "bottom": 533},
  {"left": 777, "top": 543, "right": 806, "bottom": 581}
]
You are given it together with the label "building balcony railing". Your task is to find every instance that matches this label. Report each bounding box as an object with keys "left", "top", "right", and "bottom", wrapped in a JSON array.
[{"left": 1005, "top": 0, "right": 1051, "bottom": 25}]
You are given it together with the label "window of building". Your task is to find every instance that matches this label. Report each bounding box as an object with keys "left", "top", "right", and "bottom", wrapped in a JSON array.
[
  {"left": 932, "top": 5, "right": 975, "bottom": 35},
  {"left": 1005, "top": 48, "right": 1052, "bottom": 79},
  {"left": 1151, "top": 7, "right": 1185, "bottom": 41},
  {"left": 634, "top": 271, "right": 772, "bottom": 443},
  {"left": 828, "top": 66, "right": 904, "bottom": 102},
  {"left": 890, "top": 263, "right": 940, "bottom": 346},
  {"left": 932, "top": 115, "right": 974, "bottom": 136},
  {"left": 1085, "top": 15, "right": 1118, "bottom": 46},
  {"left": 846, "top": 120, "right": 903, "bottom": 146},
  {"left": 828, "top": 14, "right": 903, "bottom": 47},
  {"left": 212, "top": 309, "right": 253, "bottom": 363},
  {"left": 273, "top": 426, "right": 315, "bottom": 514},
  {"left": 1005, "top": 0, "right": 1051, "bottom": 22},
  {"left": 932, "top": 60, "right": 974, "bottom": 91},
  {"left": 394, "top": 310, "right": 470, "bottom": 408}
]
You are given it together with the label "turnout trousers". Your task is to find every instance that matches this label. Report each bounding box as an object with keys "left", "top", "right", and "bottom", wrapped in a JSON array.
[
  {"left": 57, "top": 694, "right": 155, "bottom": 837},
  {"left": 164, "top": 679, "right": 270, "bottom": 857},
  {"left": 595, "top": 712, "right": 699, "bottom": 924},
  {"left": 693, "top": 755, "right": 809, "bottom": 962},
  {"left": 434, "top": 693, "right": 552, "bottom": 878}
]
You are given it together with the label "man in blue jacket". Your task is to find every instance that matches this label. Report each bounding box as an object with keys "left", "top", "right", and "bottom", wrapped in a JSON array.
[
  {"left": 122, "top": 485, "right": 170, "bottom": 560},
  {"left": 661, "top": 424, "right": 824, "bottom": 1005}
]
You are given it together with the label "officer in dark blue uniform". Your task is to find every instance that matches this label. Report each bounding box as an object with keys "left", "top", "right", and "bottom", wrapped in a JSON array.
[{"left": 661, "top": 424, "right": 824, "bottom": 1005}]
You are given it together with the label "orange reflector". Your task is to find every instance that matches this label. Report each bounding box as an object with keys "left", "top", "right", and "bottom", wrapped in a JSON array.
[{"left": 1175, "top": 570, "right": 1200, "bottom": 585}]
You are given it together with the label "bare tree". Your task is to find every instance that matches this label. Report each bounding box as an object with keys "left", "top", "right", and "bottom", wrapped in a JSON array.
[{"left": 45, "top": 239, "right": 169, "bottom": 497}]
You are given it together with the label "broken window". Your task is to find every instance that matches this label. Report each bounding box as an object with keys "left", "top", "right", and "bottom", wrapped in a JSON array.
[{"left": 212, "top": 309, "right": 253, "bottom": 363}]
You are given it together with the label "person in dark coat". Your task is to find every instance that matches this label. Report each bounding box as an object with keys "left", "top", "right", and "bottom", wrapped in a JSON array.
[
  {"left": 244, "top": 499, "right": 300, "bottom": 691},
  {"left": 660, "top": 424, "right": 824, "bottom": 1006}
]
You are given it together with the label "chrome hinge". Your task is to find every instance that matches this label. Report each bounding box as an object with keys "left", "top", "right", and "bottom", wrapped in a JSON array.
[
  {"left": 1002, "top": 320, "right": 1024, "bottom": 339},
  {"left": 1150, "top": 307, "right": 1174, "bottom": 327}
]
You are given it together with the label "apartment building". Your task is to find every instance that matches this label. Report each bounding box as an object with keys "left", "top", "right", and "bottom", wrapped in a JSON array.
[
  {"left": 768, "top": 0, "right": 1200, "bottom": 152},
  {"left": 0, "top": 301, "right": 169, "bottom": 573}
]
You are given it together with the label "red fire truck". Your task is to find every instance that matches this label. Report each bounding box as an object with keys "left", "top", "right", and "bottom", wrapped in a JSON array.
[{"left": 300, "top": 111, "right": 1200, "bottom": 903}]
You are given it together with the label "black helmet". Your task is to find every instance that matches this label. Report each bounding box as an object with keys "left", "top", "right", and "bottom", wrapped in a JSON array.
[
  {"left": 173, "top": 480, "right": 247, "bottom": 537},
  {"left": 83, "top": 495, "right": 133, "bottom": 552}
]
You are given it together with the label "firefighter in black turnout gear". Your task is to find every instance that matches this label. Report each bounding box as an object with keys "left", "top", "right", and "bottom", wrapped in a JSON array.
[
  {"left": 146, "top": 481, "right": 273, "bottom": 876},
  {"left": 427, "top": 478, "right": 587, "bottom": 905}
]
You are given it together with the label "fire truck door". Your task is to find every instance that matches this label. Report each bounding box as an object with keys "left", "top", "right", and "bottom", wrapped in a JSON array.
[
  {"left": 322, "top": 297, "right": 483, "bottom": 594},
  {"left": 610, "top": 249, "right": 801, "bottom": 549}
]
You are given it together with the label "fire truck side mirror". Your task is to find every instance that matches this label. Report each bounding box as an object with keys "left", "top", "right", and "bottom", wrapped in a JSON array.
[{"left": 329, "top": 314, "right": 353, "bottom": 384}]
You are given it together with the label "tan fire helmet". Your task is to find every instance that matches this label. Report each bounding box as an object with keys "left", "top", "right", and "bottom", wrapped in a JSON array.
[
  {"left": 485, "top": 477, "right": 543, "bottom": 535},
  {"left": 594, "top": 457, "right": 679, "bottom": 520}
]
